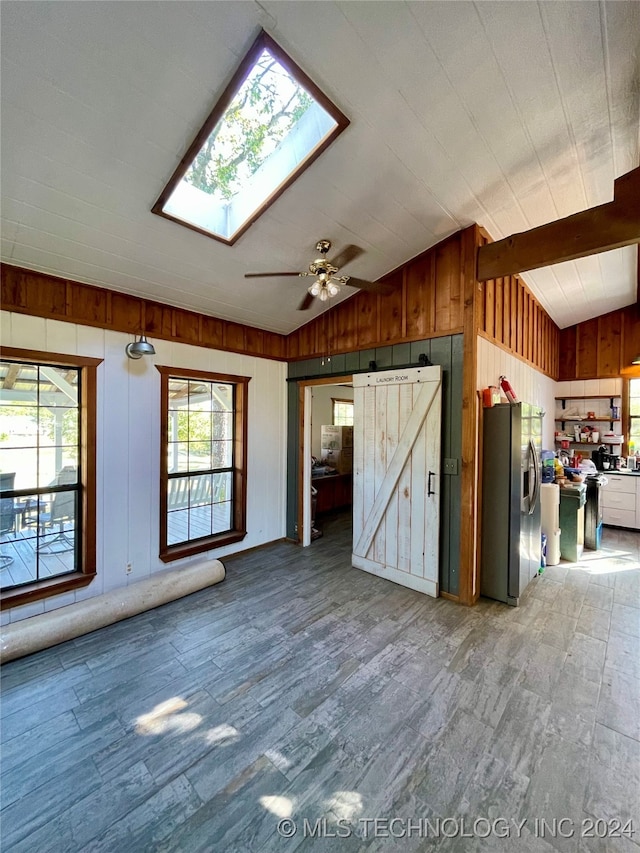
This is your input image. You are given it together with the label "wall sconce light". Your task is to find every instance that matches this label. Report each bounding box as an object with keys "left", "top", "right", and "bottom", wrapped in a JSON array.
[{"left": 125, "top": 335, "right": 156, "bottom": 360}]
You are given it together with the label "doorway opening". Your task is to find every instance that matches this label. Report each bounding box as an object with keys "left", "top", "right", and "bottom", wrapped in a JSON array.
[{"left": 298, "top": 375, "right": 353, "bottom": 548}]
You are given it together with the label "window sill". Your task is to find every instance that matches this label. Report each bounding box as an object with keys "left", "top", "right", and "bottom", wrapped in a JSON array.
[
  {"left": 160, "top": 530, "right": 247, "bottom": 564},
  {"left": 0, "top": 571, "right": 97, "bottom": 611}
]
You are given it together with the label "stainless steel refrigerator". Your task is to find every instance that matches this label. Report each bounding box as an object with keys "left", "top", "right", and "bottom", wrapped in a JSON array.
[{"left": 480, "top": 402, "right": 543, "bottom": 606}]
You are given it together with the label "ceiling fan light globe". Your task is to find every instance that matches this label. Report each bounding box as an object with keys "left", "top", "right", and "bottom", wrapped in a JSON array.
[
  {"left": 309, "top": 281, "right": 321, "bottom": 297},
  {"left": 328, "top": 282, "right": 340, "bottom": 297},
  {"left": 318, "top": 288, "right": 329, "bottom": 301}
]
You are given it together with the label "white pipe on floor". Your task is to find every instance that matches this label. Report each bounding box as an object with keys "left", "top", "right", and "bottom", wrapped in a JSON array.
[{"left": 1, "top": 559, "right": 226, "bottom": 663}]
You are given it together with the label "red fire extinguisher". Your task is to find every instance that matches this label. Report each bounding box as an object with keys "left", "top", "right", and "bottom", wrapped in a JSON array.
[{"left": 499, "top": 375, "right": 518, "bottom": 403}]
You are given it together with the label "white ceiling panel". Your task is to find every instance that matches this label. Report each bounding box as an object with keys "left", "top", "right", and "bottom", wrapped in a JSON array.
[{"left": 1, "top": 0, "right": 638, "bottom": 334}]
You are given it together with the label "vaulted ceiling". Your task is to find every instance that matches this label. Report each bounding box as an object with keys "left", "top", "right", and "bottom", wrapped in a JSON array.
[{"left": 1, "top": 1, "right": 639, "bottom": 334}]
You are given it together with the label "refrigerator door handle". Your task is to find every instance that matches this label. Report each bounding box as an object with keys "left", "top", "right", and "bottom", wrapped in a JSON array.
[{"left": 528, "top": 439, "right": 540, "bottom": 515}]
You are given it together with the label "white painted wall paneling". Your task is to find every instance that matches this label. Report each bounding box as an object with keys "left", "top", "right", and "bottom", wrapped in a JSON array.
[{"left": 2, "top": 311, "right": 287, "bottom": 624}]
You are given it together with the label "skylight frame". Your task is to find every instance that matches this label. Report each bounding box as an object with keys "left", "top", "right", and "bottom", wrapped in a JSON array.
[{"left": 152, "top": 29, "right": 350, "bottom": 246}]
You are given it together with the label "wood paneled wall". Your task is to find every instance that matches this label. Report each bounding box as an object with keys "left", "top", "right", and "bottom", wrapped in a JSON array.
[
  {"left": 287, "top": 232, "right": 465, "bottom": 360},
  {"left": 558, "top": 304, "right": 640, "bottom": 380},
  {"left": 475, "top": 230, "right": 560, "bottom": 379},
  {"left": 0, "top": 265, "right": 288, "bottom": 360}
]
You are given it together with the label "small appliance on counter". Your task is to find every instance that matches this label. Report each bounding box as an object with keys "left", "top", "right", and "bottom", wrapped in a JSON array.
[{"left": 592, "top": 446, "right": 619, "bottom": 471}]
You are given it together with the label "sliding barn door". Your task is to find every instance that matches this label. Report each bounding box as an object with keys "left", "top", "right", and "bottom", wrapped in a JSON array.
[{"left": 352, "top": 366, "right": 442, "bottom": 596}]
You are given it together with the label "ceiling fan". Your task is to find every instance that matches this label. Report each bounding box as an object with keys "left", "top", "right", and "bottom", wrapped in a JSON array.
[{"left": 245, "top": 240, "right": 395, "bottom": 310}]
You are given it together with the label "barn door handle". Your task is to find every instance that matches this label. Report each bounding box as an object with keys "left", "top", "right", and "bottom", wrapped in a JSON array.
[{"left": 428, "top": 471, "right": 435, "bottom": 496}]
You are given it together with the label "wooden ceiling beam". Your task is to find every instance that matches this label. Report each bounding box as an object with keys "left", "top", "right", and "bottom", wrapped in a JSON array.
[{"left": 477, "top": 166, "right": 640, "bottom": 282}]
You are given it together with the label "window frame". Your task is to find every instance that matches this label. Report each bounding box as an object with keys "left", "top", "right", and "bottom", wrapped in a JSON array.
[
  {"left": 0, "top": 347, "right": 101, "bottom": 610},
  {"left": 158, "top": 366, "right": 250, "bottom": 563},
  {"left": 332, "top": 397, "right": 354, "bottom": 426},
  {"left": 151, "top": 29, "right": 349, "bottom": 246},
  {"left": 626, "top": 375, "right": 640, "bottom": 453}
]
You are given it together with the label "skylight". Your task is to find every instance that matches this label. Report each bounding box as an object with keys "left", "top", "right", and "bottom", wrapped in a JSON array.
[{"left": 153, "top": 31, "right": 349, "bottom": 245}]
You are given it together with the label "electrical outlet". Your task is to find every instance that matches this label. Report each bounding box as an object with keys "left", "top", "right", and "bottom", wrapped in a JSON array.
[
  {"left": 126, "top": 562, "right": 133, "bottom": 575},
  {"left": 443, "top": 458, "right": 459, "bottom": 475}
]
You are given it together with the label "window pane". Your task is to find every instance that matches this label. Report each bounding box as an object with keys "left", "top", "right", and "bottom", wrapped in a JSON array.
[
  {"left": 0, "top": 448, "right": 36, "bottom": 491},
  {"left": 188, "top": 410, "right": 212, "bottom": 442},
  {"left": 213, "top": 411, "right": 233, "bottom": 440},
  {"left": 213, "top": 502, "right": 232, "bottom": 534},
  {"left": 213, "top": 472, "right": 231, "bottom": 503},
  {"left": 190, "top": 474, "right": 212, "bottom": 507},
  {"left": 38, "top": 449, "right": 78, "bottom": 487},
  {"left": 168, "top": 442, "right": 190, "bottom": 474},
  {"left": 188, "top": 504, "right": 213, "bottom": 540},
  {"left": 212, "top": 385, "right": 233, "bottom": 413},
  {"left": 37, "top": 366, "right": 79, "bottom": 408},
  {"left": 168, "top": 379, "right": 188, "bottom": 409},
  {"left": 168, "top": 509, "right": 190, "bottom": 545},
  {"left": 38, "top": 532, "right": 76, "bottom": 578},
  {"left": 168, "top": 476, "right": 191, "bottom": 511},
  {"left": 0, "top": 405, "right": 39, "bottom": 448},
  {"left": 189, "top": 381, "right": 213, "bottom": 410},
  {"left": 0, "top": 531, "right": 36, "bottom": 589},
  {"left": 212, "top": 440, "right": 232, "bottom": 469},
  {"left": 19, "top": 496, "right": 46, "bottom": 540},
  {"left": 188, "top": 442, "right": 212, "bottom": 472},
  {"left": 333, "top": 401, "right": 354, "bottom": 426}
]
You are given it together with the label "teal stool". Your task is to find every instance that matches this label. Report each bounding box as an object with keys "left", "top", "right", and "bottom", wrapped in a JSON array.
[{"left": 559, "top": 483, "right": 587, "bottom": 562}]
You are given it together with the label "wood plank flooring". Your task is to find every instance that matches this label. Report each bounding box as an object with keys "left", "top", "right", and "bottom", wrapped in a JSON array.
[{"left": 1, "top": 514, "right": 639, "bottom": 852}]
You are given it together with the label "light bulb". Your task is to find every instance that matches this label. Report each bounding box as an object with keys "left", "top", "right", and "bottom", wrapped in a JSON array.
[
  {"left": 328, "top": 282, "right": 340, "bottom": 297},
  {"left": 318, "top": 288, "right": 329, "bottom": 301},
  {"left": 309, "top": 281, "right": 321, "bottom": 297}
]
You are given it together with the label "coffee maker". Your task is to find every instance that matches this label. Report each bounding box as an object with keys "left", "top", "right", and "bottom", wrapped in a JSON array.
[{"left": 592, "top": 446, "right": 615, "bottom": 471}]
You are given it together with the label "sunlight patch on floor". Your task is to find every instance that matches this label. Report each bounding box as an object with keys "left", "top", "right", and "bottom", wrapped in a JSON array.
[
  {"left": 204, "top": 723, "right": 240, "bottom": 744},
  {"left": 324, "top": 790, "right": 363, "bottom": 822},
  {"left": 135, "top": 697, "right": 202, "bottom": 735},
  {"left": 571, "top": 553, "right": 640, "bottom": 574},
  {"left": 260, "top": 795, "right": 295, "bottom": 818},
  {"left": 264, "top": 748, "right": 292, "bottom": 772}
]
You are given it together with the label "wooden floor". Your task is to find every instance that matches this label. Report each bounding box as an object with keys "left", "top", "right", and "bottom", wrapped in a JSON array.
[{"left": 1, "top": 515, "right": 639, "bottom": 852}]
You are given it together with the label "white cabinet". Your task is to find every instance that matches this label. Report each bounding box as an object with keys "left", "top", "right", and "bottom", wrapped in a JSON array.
[{"left": 602, "top": 474, "right": 640, "bottom": 529}]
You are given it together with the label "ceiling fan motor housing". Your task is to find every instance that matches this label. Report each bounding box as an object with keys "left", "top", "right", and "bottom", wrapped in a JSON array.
[{"left": 308, "top": 260, "right": 338, "bottom": 276}]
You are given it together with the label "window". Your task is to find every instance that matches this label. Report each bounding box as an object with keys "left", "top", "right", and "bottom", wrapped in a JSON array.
[
  {"left": 629, "top": 378, "right": 640, "bottom": 452},
  {"left": 152, "top": 30, "right": 348, "bottom": 245},
  {"left": 158, "top": 367, "right": 250, "bottom": 562},
  {"left": 333, "top": 398, "right": 354, "bottom": 426},
  {"left": 0, "top": 348, "right": 100, "bottom": 608}
]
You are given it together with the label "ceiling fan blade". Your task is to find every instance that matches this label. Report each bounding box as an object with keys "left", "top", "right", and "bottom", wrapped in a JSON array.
[
  {"left": 244, "top": 271, "right": 301, "bottom": 278},
  {"left": 329, "top": 244, "right": 364, "bottom": 270},
  {"left": 297, "top": 292, "right": 314, "bottom": 311},
  {"left": 345, "top": 276, "right": 395, "bottom": 295}
]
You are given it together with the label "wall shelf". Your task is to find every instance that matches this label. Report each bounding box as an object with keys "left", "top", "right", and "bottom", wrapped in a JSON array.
[
  {"left": 554, "top": 395, "right": 619, "bottom": 401},
  {"left": 555, "top": 394, "right": 622, "bottom": 434}
]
